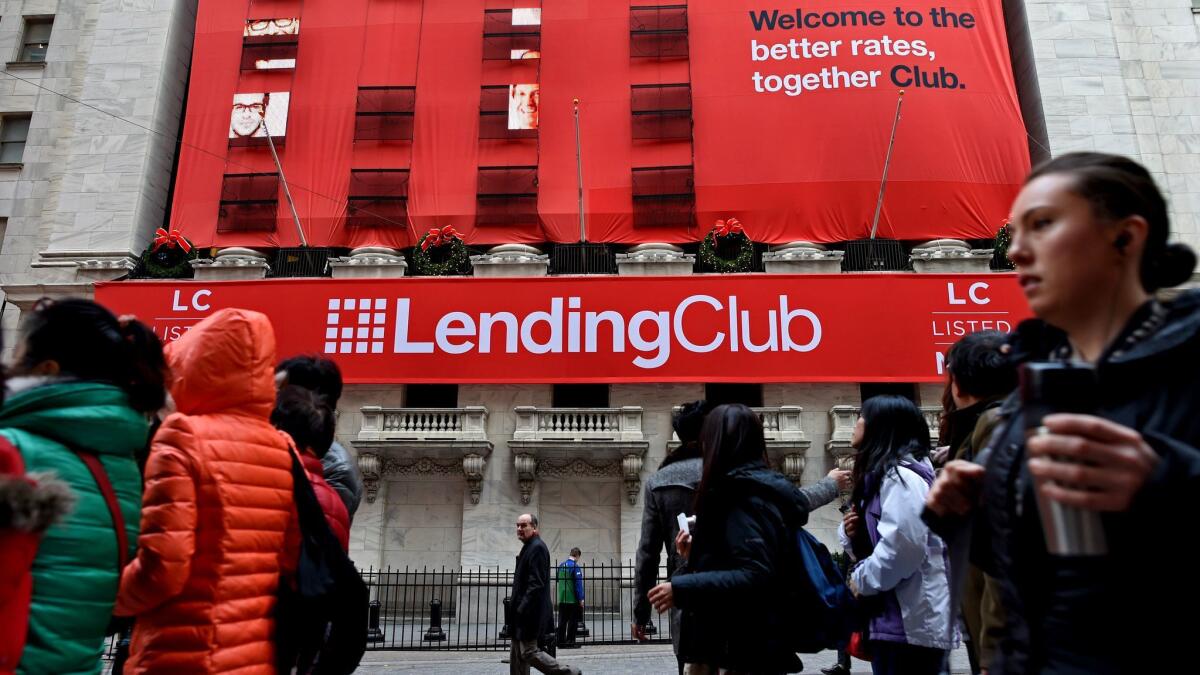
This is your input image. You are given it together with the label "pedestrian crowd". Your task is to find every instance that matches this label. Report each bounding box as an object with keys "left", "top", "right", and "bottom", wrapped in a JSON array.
[{"left": 2, "top": 150, "right": 1198, "bottom": 675}]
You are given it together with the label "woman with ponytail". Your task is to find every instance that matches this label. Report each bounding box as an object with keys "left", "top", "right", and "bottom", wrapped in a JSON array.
[
  {"left": 927, "top": 152, "right": 1200, "bottom": 674},
  {"left": 0, "top": 298, "right": 166, "bottom": 674}
]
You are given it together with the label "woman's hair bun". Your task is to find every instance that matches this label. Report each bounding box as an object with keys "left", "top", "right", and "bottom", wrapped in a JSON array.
[{"left": 1146, "top": 242, "right": 1197, "bottom": 290}]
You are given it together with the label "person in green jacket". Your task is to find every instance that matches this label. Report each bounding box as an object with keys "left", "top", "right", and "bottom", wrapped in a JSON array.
[
  {"left": 555, "top": 548, "right": 586, "bottom": 648},
  {"left": 2, "top": 299, "right": 167, "bottom": 675}
]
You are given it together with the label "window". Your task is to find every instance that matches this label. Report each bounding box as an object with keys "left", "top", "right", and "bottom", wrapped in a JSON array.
[
  {"left": 860, "top": 383, "right": 918, "bottom": 404},
  {"left": 217, "top": 173, "right": 279, "bottom": 232},
  {"left": 705, "top": 384, "right": 764, "bottom": 409},
  {"left": 0, "top": 115, "right": 31, "bottom": 164},
  {"left": 552, "top": 384, "right": 610, "bottom": 409},
  {"left": 347, "top": 169, "right": 409, "bottom": 228},
  {"left": 19, "top": 18, "right": 53, "bottom": 63},
  {"left": 631, "top": 84, "right": 692, "bottom": 140},
  {"left": 476, "top": 166, "right": 538, "bottom": 226},
  {"left": 631, "top": 165, "right": 694, "bottom": 227},
  {"left": 405, "top": 385, "right": 459, "bottom": 408},
  {"left": 630, "top": 5, "right": 688, "bottom": 58},
  {"left": 480, "top": 86, "right": 538, "bottom": 139},
  {"left": 483, "top": 8, "right": 541, "bottom": 60},
  {"left": 355, "top": 87, "right": 416, "bottom": 141}
]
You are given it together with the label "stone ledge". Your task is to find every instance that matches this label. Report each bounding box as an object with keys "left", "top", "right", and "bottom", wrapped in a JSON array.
[
  {"left": 329, "top": 247, "right": 409, "bottom": 279},
  {"left": 910, "top": 239, "right": 994, "bottom": 274},
  {"left": 470, "top": 244, "right": 549, "bottom": 277},
  {"left": 190, "top": 247, "right": 270, "bottom": 280},
  {"left": 763, "top": 242, "right": 844, "bottom": 274},
  {"left": 616, "top": 243, "right": 695, "bottom": 276}
]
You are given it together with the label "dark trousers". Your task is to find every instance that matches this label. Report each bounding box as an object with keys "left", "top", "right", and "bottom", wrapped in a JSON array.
[
  {"left": 870, "top": 641, "right": 947, "bottom": 675},
  {"left": 556, "top": 602, "right": 580, "bottom": 645}
]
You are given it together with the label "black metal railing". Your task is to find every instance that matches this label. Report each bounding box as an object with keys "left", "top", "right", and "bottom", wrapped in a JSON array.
[
  {"left": 550, "top": 244, "right": 618, "bottom": 275},
  {"left": 101, "top": 560, "right": 674, "bottom": 661}
]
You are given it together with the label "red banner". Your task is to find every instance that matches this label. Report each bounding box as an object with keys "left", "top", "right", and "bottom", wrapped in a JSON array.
[
  {"left": 95, "top": 275, "right": 1031, "bottom": 384},
  {"left": 170, "top": 1, "right": 1028, "bottom": 248}
]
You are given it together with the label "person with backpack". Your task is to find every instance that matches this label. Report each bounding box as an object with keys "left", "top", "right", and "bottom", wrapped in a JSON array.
[
  {"left": 114, "top": 309, "right": 300, "bottom": 674},
  {"left": 554, "top": 547, "right": 585, "bottom": 649},
  {"left": 0, "top": 298, "right": 166, "bottom": 674},
  {"left": 275, "top": 356, "right": 364, "bottom": 521},
  {"left": 271, "top": 385, "right": 350, "bottom": 550},
  {"left": 926, "top": 153, "right": 1200, "bottom": 674},
  {"left": 648, "top": 403, "right": 836, "bottom": 675},
  {"left": 840, "top": 396, "right": 955, "bottom": 675},
  {"left": 940, "top": 331, "right": 1017, "bottom": 675}
]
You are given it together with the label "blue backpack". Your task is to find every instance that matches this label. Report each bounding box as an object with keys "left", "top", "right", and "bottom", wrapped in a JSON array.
[{"left": 788, "top": 528, "right": 858, "bottom": 653}]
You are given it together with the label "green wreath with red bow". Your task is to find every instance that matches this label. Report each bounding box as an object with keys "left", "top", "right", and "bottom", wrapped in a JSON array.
[
  {"left": 992, "top": 221, "right": 1015, "bottom": 270},
  {"left": 699, "top": 218, "right": 754, "bottom": 273},
  {"left": 137, "top": 227, "right": 198, "bottom": 278},
  {"left": 412, "top": 225, "right": 471, "bottom": 276}
]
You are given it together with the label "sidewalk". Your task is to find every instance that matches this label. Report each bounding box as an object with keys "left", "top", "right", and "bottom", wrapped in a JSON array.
[{"left": 358, "top": 644, "right": 973, "bottom": 673}]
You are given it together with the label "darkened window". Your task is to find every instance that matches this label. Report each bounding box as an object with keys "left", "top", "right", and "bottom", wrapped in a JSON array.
[
  {"left": 860, "top": 383, "right": 919, "bottom": 404},
  {"left": 705, "top": 383, "right": 764, "bottom": 409},
  {"left": 19, "top": 17, "right": 53, "bottom": 63},
  {"left": 406, "top": 384, "right": 459, "bottom": 408},
  {"left": 476, "top": 166, "right": 538, "bottom": 227},
  {"left": 480, "top": 86, "right": 537, "bottom": 140},
  {"left": 355, "top": 87, "right": 416, "bottom": 141},
  {"left": 0, "top": 114, "right": 32, "bottom": 164},
  {"left": 553, "top": 384, "right": 610, "bottom": 409},
  {"left": 218, "top": 173, "right": 279, "bottom": 232},
  {"left": 632, "top": 165, "right": 694, "bottom": 227},
  {"left": 482, "top": 9, "right": 541, "bottom": 60},
  {"left": 347, "top": 169, "right": 409, "bottom": 228},
  {"left": 631, "top": 83, "right": 692, "bottom": 140},
  {"left": 630, "top": 5, "right": 688, "bottom": 58}
]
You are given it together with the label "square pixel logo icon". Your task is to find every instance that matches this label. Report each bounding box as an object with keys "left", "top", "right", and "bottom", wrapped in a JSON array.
[{"left": 325, "top": 298, "right": 388, "bottom": 354}]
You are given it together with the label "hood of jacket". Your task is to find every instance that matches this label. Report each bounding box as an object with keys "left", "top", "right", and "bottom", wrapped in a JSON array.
[
  {"left": 0, "top": 382, "right": 148, "bottom": 456},
  {"left": 166, "top": 308, "right": 277, "bottom": 418},
  {"left": 708, "top": 461, "right": 809, "bottom": 526}
]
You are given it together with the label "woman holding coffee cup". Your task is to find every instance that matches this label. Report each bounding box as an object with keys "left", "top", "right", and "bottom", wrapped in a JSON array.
[{"left": 926, "top": 152, "right": 1200, "bottom": 675}]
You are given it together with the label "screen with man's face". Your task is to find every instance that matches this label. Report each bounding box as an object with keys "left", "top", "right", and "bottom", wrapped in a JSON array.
[
  {"left": 508, "top": 84, "right": 540, "bottom": 131},
  {"left": 229, "top": 92, "right": 291, "bottom": 139},
  {"left": 244, "top": 18, "right": 300, "bottom": 38},
  {"left": 510, "top": 49, "right": 541, "bottom": 60}
]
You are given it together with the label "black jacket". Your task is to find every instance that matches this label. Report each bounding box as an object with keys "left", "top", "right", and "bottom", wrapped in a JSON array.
[
  {"left": 964, "top": 291, "right": 1200, "bottom": 674},
  {"left": 671, "top": 462, "right": 812, "bottom": 674},
  {"left": 510, "top": 534, "right": 553, "bottom": 641}
]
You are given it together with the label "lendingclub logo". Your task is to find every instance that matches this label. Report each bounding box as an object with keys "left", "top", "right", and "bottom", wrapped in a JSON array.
[{"left": 324, "top": 298, "right": 388, "bottom": 354}]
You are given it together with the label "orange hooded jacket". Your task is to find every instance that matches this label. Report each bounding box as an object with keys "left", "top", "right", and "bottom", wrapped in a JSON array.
[{"left": 116, "top": 309, "right": 299, "bottom": 674}]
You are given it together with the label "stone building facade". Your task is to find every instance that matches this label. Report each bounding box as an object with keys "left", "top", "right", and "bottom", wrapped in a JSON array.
[{"left": 0, "top": 0, "right": 1198, "bottom": 572}]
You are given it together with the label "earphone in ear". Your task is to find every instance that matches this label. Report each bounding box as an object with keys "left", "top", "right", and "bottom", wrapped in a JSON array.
[{"left": 1115, "top": 231, "right": 1132, "bottom": 253}]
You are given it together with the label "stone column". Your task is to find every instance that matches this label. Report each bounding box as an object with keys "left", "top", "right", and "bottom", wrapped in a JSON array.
[
  {"left": 762, "top": 242, "right": 844, "bottom": 274},
  {"left": 909, "top": 239, "right": 994, "bottom": 273},
  {"left": 348, "top": 452, "right": 387, "bottom": 570},
  {"left": 615, "top": 243, "right": 695, "bottom": 276},
  {"left": 470, "top": 244, "right": 549, "bottom": 277},
  {"left": 190, "top": 247, "right": 270, "bottom": 280},
  {"left": 328, "top": 246, "right": 408, "bottom": 278}
]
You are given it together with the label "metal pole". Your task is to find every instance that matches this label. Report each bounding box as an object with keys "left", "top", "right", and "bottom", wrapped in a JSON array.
[
  {"left": 573, "top": 98, "right": 586, "bottom": 243},
  {"left": 259, "top": 112, "right": 308, "bottom": 247},
  {"left": 868, "top": 90, "right": 905, "bottom": 240}
]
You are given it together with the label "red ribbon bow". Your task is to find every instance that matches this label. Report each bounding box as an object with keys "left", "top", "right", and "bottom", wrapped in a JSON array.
[
  {"left": 420, "top": 225, "right": 463, "bottom": 251},
  {"left": 152, "top": 228, "right": 192, "bottom": 253},
  {"left": 713, "top": 218, "right": 744, "bottom": 238}
]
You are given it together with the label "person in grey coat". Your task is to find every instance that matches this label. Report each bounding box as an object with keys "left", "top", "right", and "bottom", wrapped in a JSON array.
[
  {"left": 633, "top": 401, "right": 850, "bottom": 674},
  {"left": 275, "top": 355, "right": 364, "bottom": 519}
]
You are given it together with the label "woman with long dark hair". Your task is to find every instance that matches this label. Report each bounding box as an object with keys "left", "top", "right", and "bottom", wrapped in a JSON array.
[
  {"left": 927, "top": 152, "right": 1200, "bottom": 674},
  {"left": 841, "top": 395, "right": 954, "bottom": 675},
  {"left": 647, "top": 403, "right": 836, "bottom": 674},
  {"left": 1, "top": 298, "right": 167, "bottom": 673}
]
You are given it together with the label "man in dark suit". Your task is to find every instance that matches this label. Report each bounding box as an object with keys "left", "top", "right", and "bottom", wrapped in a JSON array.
[{"left": 510, "top": 514, "right": 581, "bottom": 675}]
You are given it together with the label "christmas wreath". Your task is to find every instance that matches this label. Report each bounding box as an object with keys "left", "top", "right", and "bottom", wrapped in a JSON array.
[
  {"left": 698, "top": 218, "right": 754, "bottom": 273},
  {"left": 412, "top": 225, "right": 471, "bottom": 276},
  {"left": 137, "top": 228, "right": 198, "bottom": 278},
  {"left": 992, "top": 221, "right": 1015, "bottom": 270}
]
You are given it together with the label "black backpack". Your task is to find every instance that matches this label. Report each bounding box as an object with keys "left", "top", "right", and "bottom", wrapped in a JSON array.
[{"left": 276, "top": 452, "right": 369, "bottom": 675}]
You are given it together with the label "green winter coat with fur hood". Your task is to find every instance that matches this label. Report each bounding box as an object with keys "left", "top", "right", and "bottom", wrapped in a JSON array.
[{"left": 0, "top": 381, "right": 146, "bottom": 675}]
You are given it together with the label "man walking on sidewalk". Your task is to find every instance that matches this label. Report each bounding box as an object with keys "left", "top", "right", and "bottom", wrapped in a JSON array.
[
  {"left": 510, "top": 514, "right": 582, "bottom": 675},
  {"left": 555, "top": 548, "right": 586, "bottom": 648}
]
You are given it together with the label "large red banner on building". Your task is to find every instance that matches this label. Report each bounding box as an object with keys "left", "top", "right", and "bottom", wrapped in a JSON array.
[
  {"left": 95, "top": 274, "right": 1031, "bottom": 384},
  {"left": 169, "top": 1, "right": 1029, "bottom": 249}
]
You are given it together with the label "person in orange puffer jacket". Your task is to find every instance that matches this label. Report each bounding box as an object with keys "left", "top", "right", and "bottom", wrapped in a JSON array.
[
  {"left": 271, "top": 385, "right": 350, "bottom": 550},
  {"left": 115, "top": 308, "right": 300, "bottom": 674}
]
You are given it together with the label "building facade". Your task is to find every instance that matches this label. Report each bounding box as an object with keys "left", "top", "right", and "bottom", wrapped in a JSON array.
[{"left": 1, "top": 0, "right": 1198, "bottom": 573}]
